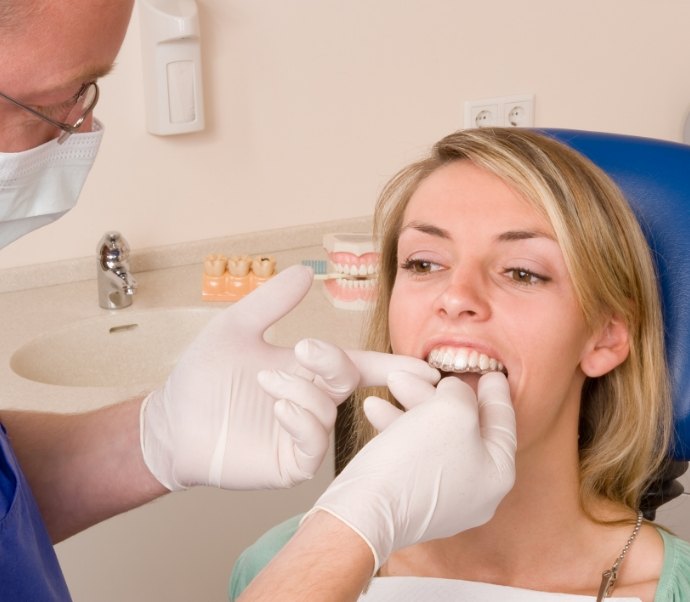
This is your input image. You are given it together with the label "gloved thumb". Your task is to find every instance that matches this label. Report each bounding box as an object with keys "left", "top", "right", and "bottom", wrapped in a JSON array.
[
  {"left": 476, "top": 372, "right": 517, "bottom": 475},
  {"left": 215, "top": 264, "right": 314, "bottom": 335}
]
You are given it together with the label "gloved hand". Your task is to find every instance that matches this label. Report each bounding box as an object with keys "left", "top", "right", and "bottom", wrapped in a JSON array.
[
  {"left": 306, "top": 371, "right": 517, "bottom": 572},
  {"left": 140, "top": 265, "right": 439, "bottom": 491}
]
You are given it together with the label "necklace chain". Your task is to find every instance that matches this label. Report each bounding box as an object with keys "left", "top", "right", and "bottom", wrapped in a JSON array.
[{"left": 596, "top": 510, "right": 643, "bottom": 601}]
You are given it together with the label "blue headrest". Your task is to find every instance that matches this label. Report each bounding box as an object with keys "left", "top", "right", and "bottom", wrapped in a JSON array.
[{"left": 540, "top": 129, "right": 690, "bottom": 461}]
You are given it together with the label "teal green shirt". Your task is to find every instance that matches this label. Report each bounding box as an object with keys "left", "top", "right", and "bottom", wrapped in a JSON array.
[{"left": 229, "top": 515, "right": 690, "bottom": 601}]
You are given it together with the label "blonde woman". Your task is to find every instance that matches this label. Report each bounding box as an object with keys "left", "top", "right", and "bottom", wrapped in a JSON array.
[{"left": 231, "top": 129, "right": 690, "bottom": 601}]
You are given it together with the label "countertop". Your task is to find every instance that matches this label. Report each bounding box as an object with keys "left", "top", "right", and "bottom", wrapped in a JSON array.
[{"left": 0, "top": 229, "right": 367, "bottom": 414}]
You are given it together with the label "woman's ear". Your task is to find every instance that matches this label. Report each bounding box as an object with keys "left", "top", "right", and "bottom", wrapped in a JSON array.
[{"left": 580, "top": 316, "right": 630, "bottom": 378}]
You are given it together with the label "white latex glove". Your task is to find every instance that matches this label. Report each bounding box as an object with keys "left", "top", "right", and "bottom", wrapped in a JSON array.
[
  {"left": 140, "top": 265, "right": 439, "bottom": 491},
  {"left": 306, "top": 371, "right": 516, "bottom": 572}
]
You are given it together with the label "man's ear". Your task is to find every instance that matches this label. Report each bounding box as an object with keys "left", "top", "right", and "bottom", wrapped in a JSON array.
[{"left": 580, "top": 315, "right": 630, "bottom": 378}]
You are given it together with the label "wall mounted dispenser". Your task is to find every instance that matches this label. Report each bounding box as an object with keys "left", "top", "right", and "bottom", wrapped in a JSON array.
[{"left": 138, "top": 0, "right": 205, "bottom": 136}]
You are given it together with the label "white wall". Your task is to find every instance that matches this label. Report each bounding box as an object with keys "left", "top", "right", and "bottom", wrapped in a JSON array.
[{"left": 2, "top": 0, "right": 690, "bottom": 269}]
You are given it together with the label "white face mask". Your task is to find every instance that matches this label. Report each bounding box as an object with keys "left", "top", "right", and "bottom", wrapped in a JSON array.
[{"left": 0, "top": 120, "right": 104, "bottom": 249}]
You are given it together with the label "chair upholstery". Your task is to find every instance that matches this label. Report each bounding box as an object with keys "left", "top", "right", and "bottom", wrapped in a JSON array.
[{"left": 541, "top": 129, "right": 690, "bottom": 461}]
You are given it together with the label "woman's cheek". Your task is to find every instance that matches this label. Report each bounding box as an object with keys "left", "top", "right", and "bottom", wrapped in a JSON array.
[
  {"left": 388, "top": 292, "right": 405, "bottom": 354},
  {"left": 388, "top": 292, "right": 418, "bottom": 356}
]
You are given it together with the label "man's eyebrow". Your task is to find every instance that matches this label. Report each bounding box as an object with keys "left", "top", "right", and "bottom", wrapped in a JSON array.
[
  {"left": 83, "top": 63, "right": 116, "bottom": 82},
  {"left": 31, "top": 64, "right": 115, "bottom": 99},
  {"left": 400, "top": 221, "right": 452, "bottom": 239}
]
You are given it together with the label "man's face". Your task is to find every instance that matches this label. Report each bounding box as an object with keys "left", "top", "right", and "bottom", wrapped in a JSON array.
[{"left": 0, "top": 0, "right": 134, "bottom": 151}]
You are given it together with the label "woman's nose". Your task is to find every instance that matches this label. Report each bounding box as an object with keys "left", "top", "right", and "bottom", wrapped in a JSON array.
[{"left": 433, "top": 269, "right": 490, "bottom": 320}]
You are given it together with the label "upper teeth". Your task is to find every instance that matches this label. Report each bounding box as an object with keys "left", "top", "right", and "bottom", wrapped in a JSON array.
[
  {"left": 427, "top": 346, "right": 505, "bottom": 375},
  {"left": 333, "top": 263, "right": 378, "bottom": 277}
]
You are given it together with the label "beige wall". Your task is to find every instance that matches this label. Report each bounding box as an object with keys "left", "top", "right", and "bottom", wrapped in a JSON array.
[{"left": 2, "top": 0, "right": 689, "bottom": 269}]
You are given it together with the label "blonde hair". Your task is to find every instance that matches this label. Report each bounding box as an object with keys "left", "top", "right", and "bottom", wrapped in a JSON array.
[{"left": 342, "top": 128, "right": 672, "bottom": 518}]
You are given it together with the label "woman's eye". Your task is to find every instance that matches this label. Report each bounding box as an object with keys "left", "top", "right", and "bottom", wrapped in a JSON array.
[
  {"left": 505, "top": 267, "right": 549, "bottom": 286},
  {"left": 400, "top": 258, "right": 443, "bottom": 274}
]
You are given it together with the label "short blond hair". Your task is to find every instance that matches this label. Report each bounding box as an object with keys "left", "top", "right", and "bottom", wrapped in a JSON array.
[{"left": 341, "top": 128, "right": 672, "bottom": 518}]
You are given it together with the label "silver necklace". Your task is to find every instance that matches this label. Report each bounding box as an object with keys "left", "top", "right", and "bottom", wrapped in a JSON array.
[{"left": 595, "top": 511, "right": 644, "bottom": 601}]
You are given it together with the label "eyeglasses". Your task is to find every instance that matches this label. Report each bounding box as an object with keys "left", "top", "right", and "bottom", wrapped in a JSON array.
[{"left": 0, "top": 81, "right": 99, "bottom": 145}]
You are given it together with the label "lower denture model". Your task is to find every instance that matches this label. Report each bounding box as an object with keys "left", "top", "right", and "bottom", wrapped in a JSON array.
[
  {"left": 321, "top": 233, "right": 379, "bottom": 311},
  {"left": 202, "top": 253, "right": 277, "bottom": 301}
]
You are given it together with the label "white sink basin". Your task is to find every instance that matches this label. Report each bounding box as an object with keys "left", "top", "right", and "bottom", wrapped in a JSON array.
[{"left": 10, "top": 307, "right": 219, "bottom": 388}]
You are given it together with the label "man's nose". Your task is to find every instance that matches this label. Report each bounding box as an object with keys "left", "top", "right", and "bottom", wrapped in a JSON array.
[
  {"left": 0, "top": 102, "right": 63, "bottom": 152},
  {"left": 0, "top": 120, "right": 60, "bottom": 152}
]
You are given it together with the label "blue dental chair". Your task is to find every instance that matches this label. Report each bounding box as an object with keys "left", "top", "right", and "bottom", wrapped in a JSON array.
[{"left": 542, "top": 129, "right": 690, "bottom": 516}]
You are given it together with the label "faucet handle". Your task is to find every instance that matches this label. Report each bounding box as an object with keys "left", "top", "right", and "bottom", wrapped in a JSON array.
[{"left": 98, "top": 231, "right": 131, "bottom": 267}]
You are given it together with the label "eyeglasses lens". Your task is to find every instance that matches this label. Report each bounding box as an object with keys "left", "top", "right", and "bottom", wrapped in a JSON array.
[{"left": 64, "top": 82, "right": 98, "bottom": 129}]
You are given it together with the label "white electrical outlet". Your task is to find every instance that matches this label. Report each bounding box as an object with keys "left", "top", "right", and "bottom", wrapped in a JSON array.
[
  {"left": 464, "top": 102, "right": 501, "bottom": 128},
  {"left": 464, "top": 94, "right": 535, "bottom": 129}
]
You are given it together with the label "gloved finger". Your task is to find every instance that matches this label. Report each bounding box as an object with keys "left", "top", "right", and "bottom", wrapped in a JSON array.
[
  {"left": 476, "top": 372, "right": 514, "bottom": 427},
  {"left": 363, "top": 396, "right": 403, "bottom": 432},
  {"left": 434, "top": 376, "right": 480, "bottom": 425},
  {"left": 258, "top": 369, "right": 338, "bottom": 430},
  {"left": 220, "top": 265, "right": 314, "bottom": 336},
  {"left": 294, "top": 339, "right": 361, "bottom": 403},
  {"left": 274, "top": 399, "right": 330, "bottom": 479},
  {"left": 386, "top": 371, "right": 438, "bottom": 410},
  {"left": 476, "top": 372, "right": 517, "bottom": 473},
  {"left": 346, "top": 350, "right": 440, "bottom": 388}
]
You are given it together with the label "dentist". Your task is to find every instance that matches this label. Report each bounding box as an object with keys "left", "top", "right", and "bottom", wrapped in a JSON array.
[{"left": 0, "top": 2, "right": 518, "bottom": 601}]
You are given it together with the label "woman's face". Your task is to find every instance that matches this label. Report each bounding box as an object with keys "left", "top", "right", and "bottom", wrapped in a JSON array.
[{"left": 388, "top": 160, "right": 603, "bottom": 449}]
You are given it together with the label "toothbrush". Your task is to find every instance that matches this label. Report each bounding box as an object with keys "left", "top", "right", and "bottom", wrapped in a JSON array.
[{"left": 300, "top": 260, "right": 370, "bottom": 281}]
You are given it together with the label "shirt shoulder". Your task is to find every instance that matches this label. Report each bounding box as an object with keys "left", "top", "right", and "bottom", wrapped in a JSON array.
[
  {"left": 228, "top": 514, "right": 303, "bottom": 601},
  {"left": 655, "top": 528, "right": 690, "bottom": 601}
]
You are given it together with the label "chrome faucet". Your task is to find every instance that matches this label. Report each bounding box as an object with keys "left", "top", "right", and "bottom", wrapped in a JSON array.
[{"left": 97, "top": 231, "right": 137, "bottom": 309}]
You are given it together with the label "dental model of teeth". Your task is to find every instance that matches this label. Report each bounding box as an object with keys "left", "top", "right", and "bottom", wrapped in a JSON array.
[
  {"left": 202, "top": 253, "right": 276, "bottom": 301},
  {"left": 321, "top": 232, "right": 379, "bottom": 311},
  {"left": 427, "top": 346, "right": 506, "bottom": 375}
]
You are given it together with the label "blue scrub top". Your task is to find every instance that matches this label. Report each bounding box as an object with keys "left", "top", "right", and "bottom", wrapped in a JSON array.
[{"left": 0, "top": 422, "right": 72, "bottom": 601}]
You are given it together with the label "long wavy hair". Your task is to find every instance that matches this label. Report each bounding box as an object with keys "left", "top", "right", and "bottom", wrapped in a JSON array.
[{"left": 340, "top": 128, "right": 672, "bottom": 519}]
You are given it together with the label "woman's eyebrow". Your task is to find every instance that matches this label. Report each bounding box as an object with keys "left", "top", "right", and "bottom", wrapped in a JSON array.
[
  {"left": 496, "top": 229, "right": 556, "bottom": 242},
  {"left": 400, "top": 221, "right": 452, "bottom": 239},
  {"left": 400, "top": 223, "right": 555, "bottom": 243}
]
